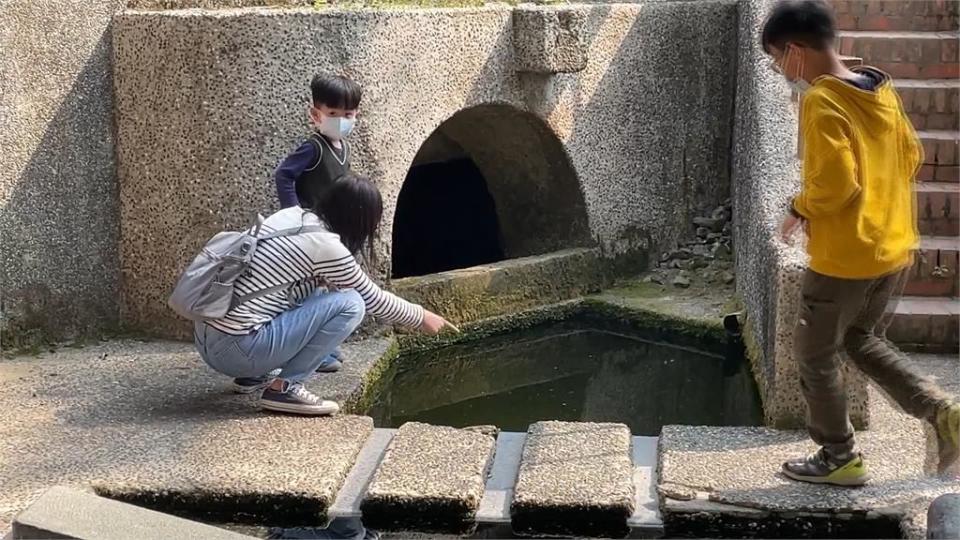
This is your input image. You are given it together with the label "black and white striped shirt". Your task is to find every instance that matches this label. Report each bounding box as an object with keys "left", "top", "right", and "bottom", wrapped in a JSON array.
[{"left": 207, "top": 207, "right": 423, "bottom": 335}]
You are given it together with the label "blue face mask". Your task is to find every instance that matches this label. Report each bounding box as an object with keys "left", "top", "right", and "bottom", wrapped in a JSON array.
[{"left": 318, "top": 115, "right": 355, "bottom": 140}]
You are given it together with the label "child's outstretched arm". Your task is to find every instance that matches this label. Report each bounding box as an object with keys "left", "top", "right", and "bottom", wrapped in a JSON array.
[{"left": 275, "top": 140, "right": 319, "bottom": 208}]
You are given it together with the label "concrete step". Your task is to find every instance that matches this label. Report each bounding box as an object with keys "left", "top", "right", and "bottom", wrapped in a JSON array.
[
  {"left": 838, "top": 31, "right": 960, "bottom": 79},
  {"left": 886, "top": 295, "right": 960, "bottom": 352},
  {"left": 360, "top": 422, "right": 496, "bottom": 534},
  {"left": 834, "top": 0, "right": 960, "bottom": 32},
  {"left": 917, "top": 181, "right": 960, "bottom": 236},
  {"left": 12, "top": 486, "right": 253, "bottom": 540},
  {"left": 511, "top": 421, "right": 635, "bottom": 538},
  {"left": 918, "top": 130, "right": 960, "bottom": 183},
  {"left": 897, "top": 81, "right": 959, "bottom": 131},
  {"left": 904, "top": 236, "right": 959, "bottom": 296}
]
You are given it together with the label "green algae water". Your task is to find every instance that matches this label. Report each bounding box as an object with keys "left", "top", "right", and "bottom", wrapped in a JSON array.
[{"left": 367, "top": 319, "right": 763, "bottom": 435}]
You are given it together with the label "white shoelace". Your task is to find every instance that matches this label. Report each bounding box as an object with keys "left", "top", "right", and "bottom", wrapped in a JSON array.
[{"left": 288, "top": 383, "right": 321, "bottom": 405}]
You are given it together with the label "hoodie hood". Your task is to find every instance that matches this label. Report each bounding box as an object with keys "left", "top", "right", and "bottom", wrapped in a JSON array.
[{"left": 808, "top": 67, "right": 900, "bottom": 133}]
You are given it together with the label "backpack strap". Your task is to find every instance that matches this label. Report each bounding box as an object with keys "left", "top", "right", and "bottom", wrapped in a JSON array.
[
  {"left": 231, "top": 282, "right": 293, "bottom": 308},
  {"left": 258, "top": 224, "right": 324, "bottom": 241}
]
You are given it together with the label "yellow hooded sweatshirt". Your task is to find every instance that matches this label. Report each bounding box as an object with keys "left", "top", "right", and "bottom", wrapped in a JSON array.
[{"left": 792, "top": 68, "right": 921, "bottom": 279}]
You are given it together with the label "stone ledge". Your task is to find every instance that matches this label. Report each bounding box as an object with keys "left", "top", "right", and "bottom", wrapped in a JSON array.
[
  {"left": 12, "top": 486, "right": 253, "bottom": 540},
  {"left": 391, "top": 248, "right": 610, "bottom": 326}
]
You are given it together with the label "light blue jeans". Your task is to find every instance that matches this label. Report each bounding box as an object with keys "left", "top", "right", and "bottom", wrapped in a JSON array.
[{"left": 194, "top": 289, "right": 365, "bottom": 383}]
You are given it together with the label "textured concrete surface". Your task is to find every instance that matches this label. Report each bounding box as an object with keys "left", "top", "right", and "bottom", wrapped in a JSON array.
[
  {"left": 111, "top": 2, "right": 738, "bottom": 337},
  {"left": 0, "top": 339, "right": 386, "bottom": 531},
  {"left": 729, "top": 0, "right": 868, "bottom": 429},
  {"left": 512, "top": 5, "right": 588, "bottom": 73},
  {"left": 658, "top": 354, "right": 960, "bottom": 538},
  {"left": 511, "top": 421, "right": 634, "bottom": 538},
  {"left": 361, "top": 422, "right": 495, "bottom": 534},
  {"left": 12, "top": 486, "right": 253, "bottom": 540},
  {"left": 0, "top": 0, "right": 124, "bottom": 344}
]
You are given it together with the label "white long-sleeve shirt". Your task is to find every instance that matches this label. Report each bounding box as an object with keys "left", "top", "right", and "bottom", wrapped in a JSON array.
[{"left": 207, "top": 206, "right": 423, "bottom": 335}]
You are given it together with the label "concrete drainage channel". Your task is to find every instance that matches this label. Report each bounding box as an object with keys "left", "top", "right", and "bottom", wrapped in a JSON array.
[
  {"left": 327, "top": 428, "right": 662, "bottom": 538},
  {"left": 10, "top": 427, "right": 661, "bottom": 539}
]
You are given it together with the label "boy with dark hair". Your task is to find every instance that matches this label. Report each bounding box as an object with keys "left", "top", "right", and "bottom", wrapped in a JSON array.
[
  {"left": 275, "top": 74, "right": 362, "bottom": 209},
  {"left": 762, "top": 0, "right": 959, "bottom": 486}
]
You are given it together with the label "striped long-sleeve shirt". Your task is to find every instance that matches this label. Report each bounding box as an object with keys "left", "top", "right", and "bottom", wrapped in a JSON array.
[{"left": 207, "top": 206, "right": 423, "bottom": 335}]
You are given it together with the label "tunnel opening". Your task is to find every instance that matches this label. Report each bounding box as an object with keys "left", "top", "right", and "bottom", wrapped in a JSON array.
[
  {"left": 391, "top": 156, "right": 504, "bottom": 279},
  {"left": 390, "top": 104, "right": 592, "bottom": 279}
]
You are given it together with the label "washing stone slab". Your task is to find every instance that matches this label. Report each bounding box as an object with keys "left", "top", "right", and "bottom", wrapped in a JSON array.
[
  {"left": 360, "top": 422, "right": 496, "bottom": 534},
  {"left": 0, "top": 340, "right": 377, "bottom": 530},
  {"left": 511, "top": 421, "right": 635, "bottom": 538},
  {"left": 657, "top": 394, "right": 960, "bottom": 539},
  {"left": 11, "top": 486, "right": 254, "bottom": 540}
]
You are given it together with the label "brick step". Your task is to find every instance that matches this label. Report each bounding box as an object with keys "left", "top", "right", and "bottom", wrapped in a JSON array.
[
  {"left": 897, "top": 80, "right": 959, "bottom": 130},
  {"left": 918, "top": 130, "right": 959, "bottom": 177},
  {"left": 886, "top": 296, "right": 959, "bottom": 352},
  {"left": 838, "top": 31, "right": 960, "bottom": 79},
  {"left": 834, "top": 0, "right": 959, "bottom": 32},
  {"left": 903, "top": 236, "right": 959, "bottom": 297},
  {"left": 917, "top": 181, "right": 960, "bottom": 236}
]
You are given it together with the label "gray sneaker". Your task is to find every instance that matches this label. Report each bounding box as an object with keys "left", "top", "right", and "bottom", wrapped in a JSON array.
[{"left": 260, "top": 381, "right": 339, "bottom": 416}]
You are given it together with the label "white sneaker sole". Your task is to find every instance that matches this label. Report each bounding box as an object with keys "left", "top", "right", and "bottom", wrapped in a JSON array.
[{"left": 259, "top": 399, "right": 340, "bottom": 416}]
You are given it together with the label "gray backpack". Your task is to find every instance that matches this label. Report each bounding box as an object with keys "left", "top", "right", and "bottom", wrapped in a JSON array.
[{"left": 168, "top": 215, "right": 321, "bottom": 321}]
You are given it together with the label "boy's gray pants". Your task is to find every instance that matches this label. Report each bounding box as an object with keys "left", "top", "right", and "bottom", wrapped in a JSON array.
[{"left": 794, "top": 267, "right": 949, "bottom": 458}]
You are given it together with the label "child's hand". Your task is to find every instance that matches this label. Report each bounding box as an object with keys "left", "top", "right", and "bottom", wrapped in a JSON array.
[
  {"left": 420, "top": 310, "right": 459, "bottom": 336},
  {"left": 780, "top": 213, "right": 805, "bottom": 244}
]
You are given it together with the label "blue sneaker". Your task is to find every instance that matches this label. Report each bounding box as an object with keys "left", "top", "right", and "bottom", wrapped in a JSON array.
[
  {"left": 316, "top": 348, "right": 346, "bottom": 373},
  {"left": 232, "top": 369, "right": 281, "bottom": 394},
  {"left": 316, "top": 358, "right": 343, "bottom": 373},
  {"left": 260, "top": 381, "right": 339, "bottom": 416}
]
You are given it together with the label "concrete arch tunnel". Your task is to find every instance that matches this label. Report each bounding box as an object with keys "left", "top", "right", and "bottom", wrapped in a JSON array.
[{"left": 391, "top": 104, "right": 593, "bottom": 279}]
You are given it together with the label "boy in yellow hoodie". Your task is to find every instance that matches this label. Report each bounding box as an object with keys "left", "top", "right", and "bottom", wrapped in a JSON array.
[{"left": 762, "top": 0, "right": 959, "bottom": 485}]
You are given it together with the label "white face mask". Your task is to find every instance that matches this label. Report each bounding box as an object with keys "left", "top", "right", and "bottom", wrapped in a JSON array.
[
  {"left": 787, "top": 78, "right": 811, "bottom": 95},
  {"left": 316, "top": 114, "right": 355, "bottom": 140},
  {"left": 782, "top": 46, "right": 811, "bottom": 95}
]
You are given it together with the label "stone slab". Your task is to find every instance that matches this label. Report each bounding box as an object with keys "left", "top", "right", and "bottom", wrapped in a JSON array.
[
  {"left": 658, "top": 374, "right": 960, "bottom": 538},
  {"left": 511, "top": 421, "right": 634, "bottom": 538},
  {"left": 0, "top": 340, "right": 380, "bottom": 530},
  {"left": 12, "top": 486, "right": 253, "bottom": 540},
  {"left": 361, "top": 422, "right": 496, "bottom": 534}
]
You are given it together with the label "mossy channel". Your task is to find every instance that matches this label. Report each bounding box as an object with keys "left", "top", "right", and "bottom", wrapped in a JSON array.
[{"left": 364, "top": 302, "right": 763, "bottom": 436}]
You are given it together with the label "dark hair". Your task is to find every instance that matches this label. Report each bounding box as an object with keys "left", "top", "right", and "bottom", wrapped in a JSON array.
[
  {"left": 761, "top": 0, "right": 836, "bottom": 53},
  {"left": 313, "top": 173, "right": 383, "bottom": 265},
  {"left": 310, "top": 74, "right": 362, "bottom": 110}
]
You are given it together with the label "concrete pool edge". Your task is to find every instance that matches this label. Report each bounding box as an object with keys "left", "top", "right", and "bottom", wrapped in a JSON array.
[{"left": 344, "top": 285, "right": 735, "bottom": 416}]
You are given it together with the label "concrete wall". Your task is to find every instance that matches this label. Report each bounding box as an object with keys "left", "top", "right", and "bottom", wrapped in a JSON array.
[
  {"left": 0, "top": 0, "right": 124, "bottom": 347},
  {"left": 112, "top": 2, "right": 739, "bottom": 337},
  {"left": 730, "top": 0, "right": 869, "bottom": 428}
]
